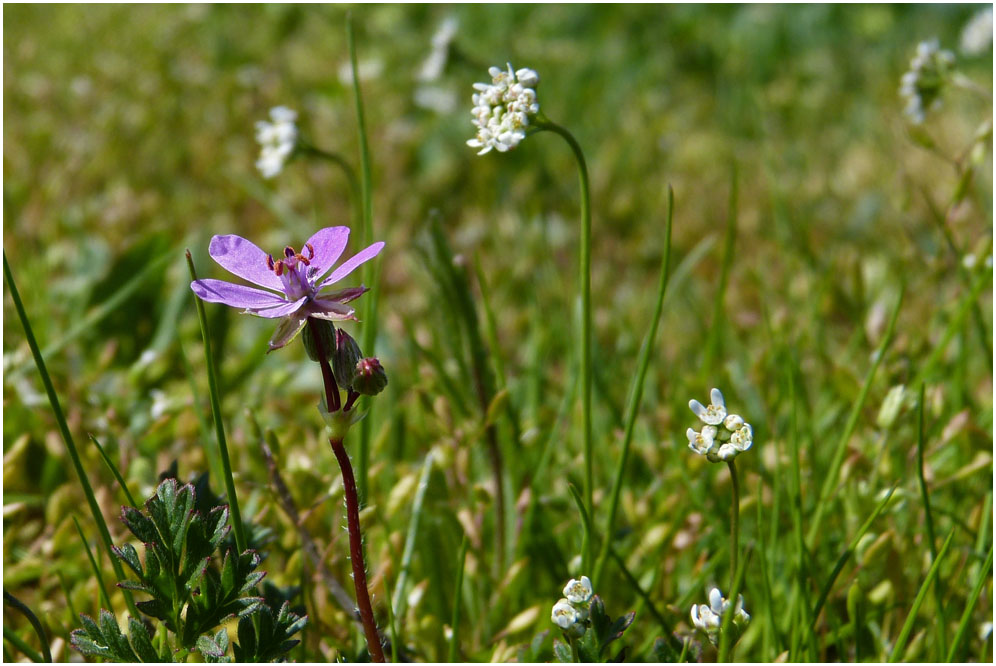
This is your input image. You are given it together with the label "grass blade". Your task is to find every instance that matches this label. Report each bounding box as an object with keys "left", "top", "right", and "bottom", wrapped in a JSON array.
[
  {"left": 593, "top": 185, "right": 674, "bottom": 588},
  {"left": 2, "top": 590, "right": 51, "bottom": 663},
  {"left": 567, "top": 482, "right": 593, "bottom": 574},
  {"left": 609, "top": 548, "right": 682, "bottom": 659},
  {"left": 391, "top": 451, "right": 435, "bottom": 619},
  {"left": 71, "top": 517, "right": 113, "bottom": 612},
  {"left": 88, "top": 435, "right": 138, "bottom": 509},
  {"left": 810, "top": 483, "right": 898, "bottom": 630},
  {"left": 448, "top": 535, "right": 469, "bottom": 663},
  {"left": 3, "top": 250, "right": 139, "bottom": 618},
  {"left": 185, "top": 250, "right": 247, "bottom": 553},
  {"left": 703, "top": 166, "right": 737, "bottom": 375},
  {"left": 888, "top": 529, "right": 955, "bottom": 662},
  {"left": 914, "top": 383, "right": 947, "bottom": 656},
  {"left": 2, "top": 625, "right": 45, "bottom": 664},
  {"left": 946, "top": 543, "right": 994, "bottom": 661},
  {"left": 807, "top": 287, "right": 903, "bottom": 547}
]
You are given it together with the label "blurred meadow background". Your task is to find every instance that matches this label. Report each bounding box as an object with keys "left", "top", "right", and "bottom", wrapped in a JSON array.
[{"left": 3, "top": 4, "right": 993, "bottom": 662}]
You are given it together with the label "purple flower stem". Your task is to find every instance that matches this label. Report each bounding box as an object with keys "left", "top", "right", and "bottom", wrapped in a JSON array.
[{"left": 308, "top": 317, "right": 385, "bottom": 662}]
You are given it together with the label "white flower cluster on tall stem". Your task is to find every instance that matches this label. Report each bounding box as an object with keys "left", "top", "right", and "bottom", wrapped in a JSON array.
[
  {"left": 551, "top": 575, "right": 593, "bottom": 639},
  {"left": 690, "top": 588, "right": 750, "bottom": 645},
  {"left": 467, "top": 63, "right": 540, "bottom": 155},
  {"left": 899, "top": 39, "right": 955, "bottom": 124},
  {"left": 417, "top": 17, "right": 459, "bottom": 83},
  {"left": 255, "top": 106, "right": 298, "bottom": 178},
  {"left": 687, "top": 388, "right": 753, "bottom": 462},
  {"left": 960, "top": 7, "right": 993, "bottom": 55}
]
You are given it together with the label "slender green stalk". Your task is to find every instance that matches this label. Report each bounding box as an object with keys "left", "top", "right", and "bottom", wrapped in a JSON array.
[
  {"left": 569, "top": 635, "right": 581, "bottom": 663},
  {"left": 889, "top": 529, "right": 955, "bottom": 662},
  {"left": 947, "top": 543, "right": 993, "bottom": 661},
  {"left": 809, "top": 484, "right": 897, "bottom": 630},
  {"left": 2, "top": 626, "right": 44, "bottom": 664},
  {"left": 347, "top": 12, "right": 377, "bottom": 506},
  {"left": 727, "top": 460, "right": 740, "bottom": 594},
  {"left": 185, "top": 250, "right": 247, "bottom": 554},
  {"left": 72, "top": 517, "right": 112, "bottom": 611},
  {"left": 535, "top": 118, "right": 593, "bottom": 569},
  {"left": 391, "top": 452, "right": 435, "bottom": 618},
  {"left": 3, "top": 591, "right": 52, "bottom": 663},
  {"left": 448, "top": 536, "right": 469, "bottom": 663},
  {"left": 807, "top": 287, "right": 903, "bottom": 547},
  {"left": 89, "top": 435, "right": 138, "bottom": 509},
  {"left": 567, "top": 483, "right": 593, "bottom": 574},
  {"left": 608, "top": 548, "right": 682, "bottom": 659},
  {"left": 299, "top": 143, "right": 361, "bottom": 226},
  {"left": 703, "top": 167, "right": 737, "bottom": 375},
  {"left": 3, "top": 251, "right": 139, "bottom": 618},
  {"left": 593, "top": 186, "right": 674, "bottom": 587},
  {"left": 914, "top": 383, "right": 947, "bottom": 655}
]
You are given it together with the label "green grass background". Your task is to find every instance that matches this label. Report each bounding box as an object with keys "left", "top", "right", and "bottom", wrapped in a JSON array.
[{"left": 3, "top": 4, "right": 992, "bottom": 662}]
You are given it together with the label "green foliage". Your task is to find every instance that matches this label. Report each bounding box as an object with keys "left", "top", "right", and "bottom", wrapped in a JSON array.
[{"left": 69, "top": 478, "right": 305, "bottom": 662}]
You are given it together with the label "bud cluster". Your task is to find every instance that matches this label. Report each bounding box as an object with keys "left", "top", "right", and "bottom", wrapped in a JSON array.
[
  {"left": 550, "top": 575, "right": 593, "bottom": 639},
  {"left": 467, "top": 63, "right": 540, "bottom": 155},
  {"left": 686, "top": 388, "right": 753, "bottom": 463},
  {"left": 899, "top": 39, "right": 955, "bottom": 125},
  {"left": 305, "top": 320, "right": 388, "bottom": 408}
]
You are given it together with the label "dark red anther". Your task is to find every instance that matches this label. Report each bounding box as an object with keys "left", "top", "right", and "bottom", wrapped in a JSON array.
[
  {"left": 296, "top": 252, "right": 311, "bottom": 266},
  {"left": 284, "top": 246, "right": 295, "bottom": 258},
  {"left": 274, "top": 260, "right": 285, "bottom": 276},
  {"left": 305, "top": 243, "right": 315, "bottom": 259},
  {"left": 266, "top": 254, "right": 275, "bottom": 271}
]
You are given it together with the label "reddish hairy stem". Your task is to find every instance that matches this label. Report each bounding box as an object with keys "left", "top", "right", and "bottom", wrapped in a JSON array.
[
  {"left": 307, "top": 318, "right": 384, "bottom": 661},
  {"left": 329, "top": 434, "right": 385, "bottom": 663}
]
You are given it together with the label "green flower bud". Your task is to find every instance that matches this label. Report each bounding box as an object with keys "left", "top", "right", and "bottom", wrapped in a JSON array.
[
  {"left": 302, "top": 319, "right": 336, "bottom": 363},
  {"left": 353, "top": 357, "right": 388, "bottom": 396},
  {"left": 333, "top": 328, "right": 363, "bottom": 388}
]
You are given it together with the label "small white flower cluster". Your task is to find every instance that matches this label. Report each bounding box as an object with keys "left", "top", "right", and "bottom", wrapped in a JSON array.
[
  {"left": 550, "top": 575, "right": 593, "bottom": 639},
  {"left": 686, "top": 388, "right": 753, "bottom": 463},
  {"left": 899, "top": 39, "right": 955, "bottom": 125},
  {"left": 960, "top": 7, "right": 993, "bottom": 56},
  {"left": 255, "top": 106, "right": 298, "bottom": 179},
  {"left": 690, "top": 588, "right": 750, "bottom": 646},
  {"left": 467, "top": 63, "right": 540, "bottom": 155}
]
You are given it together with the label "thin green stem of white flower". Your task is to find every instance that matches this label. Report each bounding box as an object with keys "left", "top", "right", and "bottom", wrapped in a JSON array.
[
  {"left": 534, "top": 118, "right": 593, "bottom": 571},
  {"left": 728, "top": 460, "right": 740, "bottom": 594}
]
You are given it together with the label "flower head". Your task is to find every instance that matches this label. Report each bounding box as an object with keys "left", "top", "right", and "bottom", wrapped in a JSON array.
[
  {"left": 899, "top": 39, "right": 955, "bottom": 124},
  {"left": 190, "top": 226, "right": 384, "bottom": 352},
  {"left": 255, "top": 106, "right": 298, "bottom": 178},
  {"left": 563, "top": 576, "right": 593, "bottom": 605},
  {"left": 467, "top": 63, "right": 540, "bottom": 155},
  {"left": 687, "top": 389, "right": 753, "bottom": 463},
  {"left": 690, "top": 588, "right": 750, "bottom": 645}
]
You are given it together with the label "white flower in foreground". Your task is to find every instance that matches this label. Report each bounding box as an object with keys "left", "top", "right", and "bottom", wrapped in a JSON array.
[
  {"left": 467, "top": 63, "right": 540, "bottom": 155},
  {"left": 551, "top": 598, "right": 580, "bottom": 630},
  {"left": 690, "top": 588, "right": 750, "bottom": 645},
  {"left": 255, "top": 106, "right": 298, "bottom": 179},
  {"left": 563, "top": 576, "right": 593, "bottom": 605},
  {"left": 961, "top": 7, "right": 993, "bottom": 55},
  {"left": 687, "top": 390, "right": 754, "bottom": 463},
  {"left": 687, "top": 425, "right": 717, "bottom": 457},
  {"left": 689, "top": 388, "right": 727, "bottom": 426},
  {"left": 899, "top": 39, "right": 955, "bottom": 124}
]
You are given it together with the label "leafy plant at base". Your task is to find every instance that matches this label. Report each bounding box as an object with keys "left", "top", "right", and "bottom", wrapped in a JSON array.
[{"left": 70, "top": 478, "right": 306, "bottom": 662}]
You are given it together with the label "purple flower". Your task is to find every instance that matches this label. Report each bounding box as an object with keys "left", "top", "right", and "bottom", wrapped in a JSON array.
[{"left": 190, "top": 226, "right": 384, "bottom": 352}]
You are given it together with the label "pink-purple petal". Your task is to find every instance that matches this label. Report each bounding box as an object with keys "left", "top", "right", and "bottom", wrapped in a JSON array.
[
  {"left": 250, "top": 296, "right": 308, "bottom": 319},
  {"left": 308, "top": 299, "right": 357, "bottom": 321},
  {"left": 268, "top": 313, "right": 309, "bottom": 352},
  {"left": 191, "top": 279, "right": 288, "bottom": 309},
  {"left": 320, "top": 241, "right": 386, "bottom": 288},
  {"left": 209, "top": 234, "right": 283, "bottom": 291},
  {"left": 319, "top": 285, "right": 369, "bottom": 303},
  {"left": 305, "top": 226, "right": 351, "bottom": 278}
]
